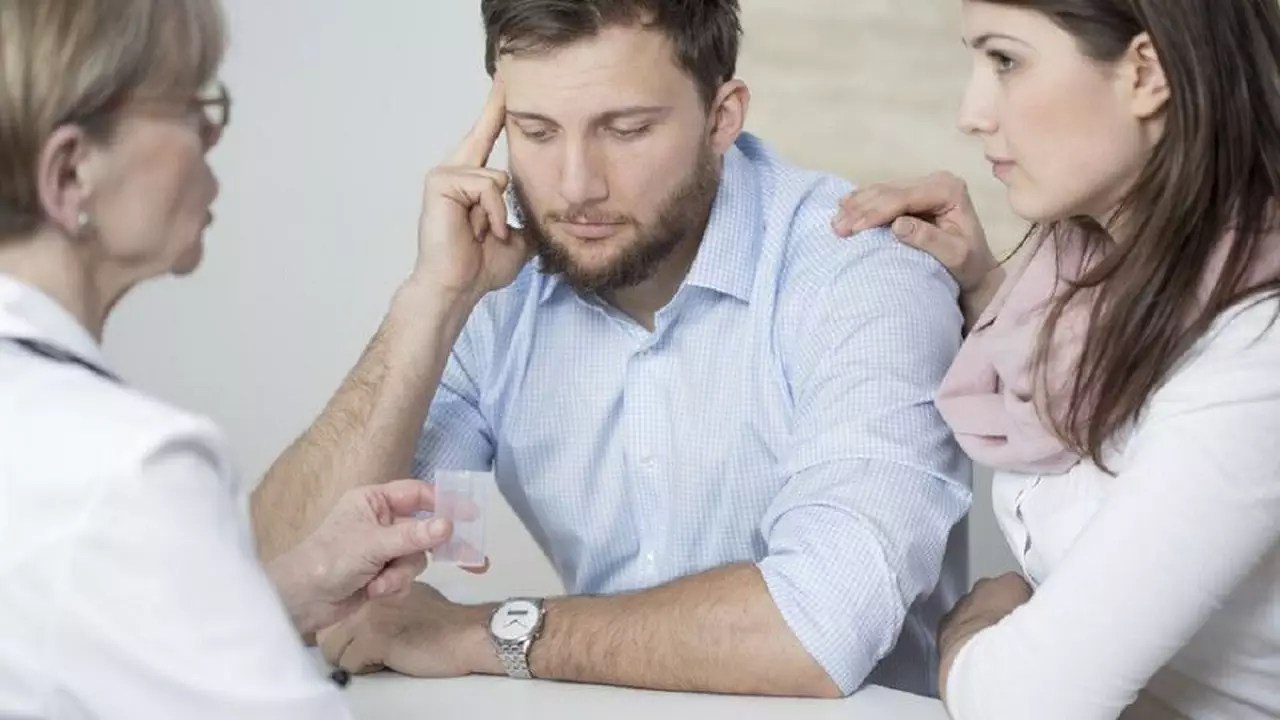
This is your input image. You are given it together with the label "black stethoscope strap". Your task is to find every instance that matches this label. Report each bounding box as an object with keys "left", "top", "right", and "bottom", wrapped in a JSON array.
[{"left": 4, "top": 337, "right": 122, "bottom": 384}]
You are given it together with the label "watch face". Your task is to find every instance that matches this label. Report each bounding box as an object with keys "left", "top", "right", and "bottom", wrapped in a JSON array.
[{"left": 491, "top": 599, "right": 540, "bottom": 641}]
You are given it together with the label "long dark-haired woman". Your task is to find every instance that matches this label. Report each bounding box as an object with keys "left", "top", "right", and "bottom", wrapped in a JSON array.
[{"left": 836, "top": 1, "right": 1280, "bottom": 718}]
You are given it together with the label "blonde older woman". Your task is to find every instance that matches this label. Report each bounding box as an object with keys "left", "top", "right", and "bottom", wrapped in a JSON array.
[{"left": 0, "top": 2, "right": 471, "bottom": 717}]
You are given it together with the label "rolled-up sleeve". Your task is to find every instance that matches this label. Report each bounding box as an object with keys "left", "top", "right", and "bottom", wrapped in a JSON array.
[
  {"left": 412, "top": 313, "right": 497, "bottom": 477},
  {"left": 757, "top": 227, "right": 972, "bottom": 695}
]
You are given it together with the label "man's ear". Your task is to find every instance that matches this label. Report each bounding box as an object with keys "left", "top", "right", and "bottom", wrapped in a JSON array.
[
  {"left": 35, "top": 124, "right": 98, "bottom": 236},
  {"left": 708, "top": 79, "right": 750, "bottom": 154},
  {"left": 1122, "top": 32, "right": 1170, "bottom": 120}
]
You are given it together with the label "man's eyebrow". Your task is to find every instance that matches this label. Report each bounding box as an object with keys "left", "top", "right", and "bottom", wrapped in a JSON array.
[
  {"left": 506, "top": 110, "right": 555, "bottom": 123},
  {"left": 506, "top": 105, "right": 673, "bottom": 125},
  {"left": 593, "top": 105, "right": 672, "bottom": 123}
]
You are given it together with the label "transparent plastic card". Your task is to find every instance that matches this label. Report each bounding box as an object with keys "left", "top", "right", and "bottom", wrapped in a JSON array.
[{"left": 431, "top": 469, "right": 489, "bottom": 568}]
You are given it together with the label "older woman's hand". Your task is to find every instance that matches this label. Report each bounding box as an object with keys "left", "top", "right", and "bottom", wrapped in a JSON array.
[{"left": 265, "top": 479, "right": 456, "bottom": 635}]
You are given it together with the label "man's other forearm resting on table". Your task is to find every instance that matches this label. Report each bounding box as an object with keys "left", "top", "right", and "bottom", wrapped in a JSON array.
[{"left": 517, "top": 564, "right": 841, "bottom": 698}]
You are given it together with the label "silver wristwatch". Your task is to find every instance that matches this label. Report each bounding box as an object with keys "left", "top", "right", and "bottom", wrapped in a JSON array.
[{"left": 488, "top": 597, "right": 545, "bottom": 679}]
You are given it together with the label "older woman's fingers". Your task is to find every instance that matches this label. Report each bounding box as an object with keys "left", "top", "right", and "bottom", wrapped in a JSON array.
[{"left": 368, "top": 552, "right": 430, "bottom": 598}]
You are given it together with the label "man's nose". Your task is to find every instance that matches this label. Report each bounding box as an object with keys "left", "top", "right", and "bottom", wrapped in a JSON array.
[{"left": 558, "top": 138, "right": 610, "bottom": 207}]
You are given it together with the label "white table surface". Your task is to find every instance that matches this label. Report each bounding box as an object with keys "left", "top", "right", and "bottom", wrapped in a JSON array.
[
  {"left": 327, "top": 580, "right": 948, "bottom": 719},
  {"left": 339, "top": 669, "right": 948, "bottom": 720}
]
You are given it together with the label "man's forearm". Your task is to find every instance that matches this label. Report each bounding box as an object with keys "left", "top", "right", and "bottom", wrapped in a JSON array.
[
  {"left": 251, "top": 280, "right": 478, "bottom": 561},
  {"left": 470, "top": 564, "right": 840, "bottom": 698}
]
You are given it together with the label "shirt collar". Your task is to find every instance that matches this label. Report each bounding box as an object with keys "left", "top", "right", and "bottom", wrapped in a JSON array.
[
  {"left": 536, "top": 135, "right": 764, "bottom": 306},
  {"left": 0, "top": 273, "right": 111, "bottom": 372},
  {"left": 681, "top": 139, "right": 762, "bottom": 303}
]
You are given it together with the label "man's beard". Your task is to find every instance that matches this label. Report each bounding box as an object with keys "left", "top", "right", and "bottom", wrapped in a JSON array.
[{"left": 510, "top": 145, "right": 720, "bottom": 295}]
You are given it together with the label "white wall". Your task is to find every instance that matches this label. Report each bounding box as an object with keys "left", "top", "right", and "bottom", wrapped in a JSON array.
[{"left": 103, "top": 1, "right": 1015, "bottom": 600}]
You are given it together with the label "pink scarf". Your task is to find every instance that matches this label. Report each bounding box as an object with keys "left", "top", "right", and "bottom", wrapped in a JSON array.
[{"left": 935, "top": 227, "right": 1280, "bottom": 475}]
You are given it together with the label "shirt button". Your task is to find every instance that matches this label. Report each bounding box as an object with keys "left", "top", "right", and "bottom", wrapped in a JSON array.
[
  {"left": 645, "top": 552, "right": 656, "bottom": 565},
  {"left": 640, "top": 455, "right": 655, "bottom": 468}
]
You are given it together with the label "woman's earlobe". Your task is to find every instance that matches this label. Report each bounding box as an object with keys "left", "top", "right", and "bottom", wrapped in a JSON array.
[
  {"left": 35, "top": 125, "right": 96, "bottom": 237},
  {"left": 1129, "top": 33, "right": 1170, "bottom": 119}
]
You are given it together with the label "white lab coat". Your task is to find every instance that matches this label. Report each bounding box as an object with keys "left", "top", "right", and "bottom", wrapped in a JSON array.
[{"left": 0, "top": 274, "right": 351, "bottom": 719}]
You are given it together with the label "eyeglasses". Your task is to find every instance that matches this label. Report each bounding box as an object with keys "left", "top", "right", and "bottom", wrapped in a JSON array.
[
  {"left": 190, "top": 80, "right": 232, "bottom": 146},
  {"left": 66, "top": 79, "right": 233, "bottom": 148}
]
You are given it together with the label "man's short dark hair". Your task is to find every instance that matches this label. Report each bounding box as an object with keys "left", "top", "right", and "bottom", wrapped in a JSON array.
[{"left": 482, "top": 0, "right": 742, "bottom": 107}]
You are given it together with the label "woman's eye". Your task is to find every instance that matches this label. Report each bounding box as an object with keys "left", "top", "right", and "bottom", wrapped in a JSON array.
[{"left": 988, "top": 50, "right": 1018, "bottom": 73}]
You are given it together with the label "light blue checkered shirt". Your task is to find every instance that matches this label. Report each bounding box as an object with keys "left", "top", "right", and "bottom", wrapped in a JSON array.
[{"left": 413, "top": 132, "right": 972, "bottom": 696}]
